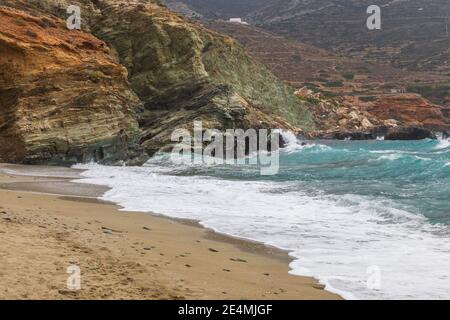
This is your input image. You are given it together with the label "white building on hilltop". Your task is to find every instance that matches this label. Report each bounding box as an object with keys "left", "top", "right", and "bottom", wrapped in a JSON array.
[{"left": 229, "top": 18, "right": 249, "bottom": 25}]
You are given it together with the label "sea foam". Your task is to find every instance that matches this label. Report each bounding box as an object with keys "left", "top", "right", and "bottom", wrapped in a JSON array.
[
  {"left": 73, "top": 155, "right": 450, "bottom": 299},
  {"left": 435, "top": 135, "right": 450, "bottom": 150},
  {"left": 72, "top": 131, "right": 450, "bottom": 300}
]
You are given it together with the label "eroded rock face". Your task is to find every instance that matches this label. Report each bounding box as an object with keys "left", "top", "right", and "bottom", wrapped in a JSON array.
[
  {"left": 1, "top": 0, "right": 314, "bottom": 160},
  {"left": 86, "top": 0, "right": 313, "bottom": 154},
  {"left": 366, "top": 94, "right": 449, "bottom": 132},
  {"left": 0, "top": 6, "right": 143, "bottom": 164},
  {"left": 301, "top": 90, "right": 448, "bottom": 140}
]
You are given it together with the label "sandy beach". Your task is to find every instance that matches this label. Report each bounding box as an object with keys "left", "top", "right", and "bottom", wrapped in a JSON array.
[{"left": 0, "top": 163, "right": 341, "bottom": 300}]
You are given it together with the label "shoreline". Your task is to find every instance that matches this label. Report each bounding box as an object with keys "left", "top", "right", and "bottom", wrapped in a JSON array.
[{"left": 0, "top": 163, "right": 341, "bottom": 300}]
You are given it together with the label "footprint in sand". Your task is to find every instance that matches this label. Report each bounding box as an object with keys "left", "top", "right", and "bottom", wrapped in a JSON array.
[{"left": 230, "top": 258, "right": 247, "bottom": 263}]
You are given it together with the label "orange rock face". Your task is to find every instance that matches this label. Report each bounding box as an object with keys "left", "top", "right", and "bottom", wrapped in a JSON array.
[
  {"left": 366, "top": 94, "right": 449, "bottom": 131},
  {"left": 0, "top": 6, "right": 142, "bottom": 164}
]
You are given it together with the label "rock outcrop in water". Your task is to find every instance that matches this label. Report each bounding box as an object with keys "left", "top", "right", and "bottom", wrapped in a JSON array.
[
  {"left": 0, "top": 0, "right": 314, "bottom": 163},
  {"left": 299, "top": 90, "right": 447, "bottom": 140}
]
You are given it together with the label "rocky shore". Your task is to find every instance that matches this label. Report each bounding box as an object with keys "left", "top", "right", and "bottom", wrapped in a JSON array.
[{"left": 295, "top": 88, "right": 448, "bottom": 141}]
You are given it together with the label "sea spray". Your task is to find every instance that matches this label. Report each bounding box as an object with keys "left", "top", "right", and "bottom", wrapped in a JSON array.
[{"left": 435, "top": 133, "right": 450, "bottom": 150}]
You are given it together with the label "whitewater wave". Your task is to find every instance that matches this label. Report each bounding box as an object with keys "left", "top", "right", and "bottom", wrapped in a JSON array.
[
  {"left": 378, "top": 154, "right": 402, "bottom": 161},
  {"left": 435, "top": 136, "right": 450, "bottom": 150},
  {"left": 372, "top": 154, "right": 432, "bottom": 162},
  {"left": 71, "top": 134, "right": 450, "bottom": 300},
  {"left": 73, "top": 158, "right": 450, "bottom": 300},
  {"left": 280, "top": 130, "right": 330, "bottom": 154}
]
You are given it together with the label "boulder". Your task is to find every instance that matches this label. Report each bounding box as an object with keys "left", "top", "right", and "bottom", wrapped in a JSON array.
[
  {"left": 383, "top": 119, "right": 399, "bottom": 127},
  {"left": 336, "top": 107, "right": 349, "bottom": 117},
  {"left": 348, "top": 111, "right": 359, "bottom": 120},
  {"left": 361, "top": 118, "right": 373, "bottom": 129}
]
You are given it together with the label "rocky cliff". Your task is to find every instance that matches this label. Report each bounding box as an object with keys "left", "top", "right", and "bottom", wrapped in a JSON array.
[
  {"left": 88, "top": 0, "right": 313, "bottom": 154},
  {"left": 0, "top": 0, "right": 314, "bottom": 162},
  {"left": 0, "top": 5, "right": 143, "bottom": 164}
]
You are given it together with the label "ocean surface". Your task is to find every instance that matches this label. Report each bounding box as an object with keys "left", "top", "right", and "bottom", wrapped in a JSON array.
[{"left": 74, "top": 134, "right": 450, "bottom": 299}]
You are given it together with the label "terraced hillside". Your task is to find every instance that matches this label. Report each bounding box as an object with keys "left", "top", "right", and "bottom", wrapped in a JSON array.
[
  {"left": 248, "top": 0, "right": 450, "bottom": 73},
  {"left": 207, "top": 22, "right": 447, "bottom": 97},
  {"left": 164, "top": 0, "right": 273, "bottom": 19},
  {"left": 167, "top": 0, "right": 450, "bottom": 75},
  {"left": 207, "top": 21, "right": 450, "bottom": 133}
]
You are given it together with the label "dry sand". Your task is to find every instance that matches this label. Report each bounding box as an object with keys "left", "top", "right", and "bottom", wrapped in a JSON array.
[{"left": 0, "top": 163, "right": 341, "bottom": 300}]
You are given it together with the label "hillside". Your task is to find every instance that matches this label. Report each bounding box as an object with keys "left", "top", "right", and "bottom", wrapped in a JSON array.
[
  {"left": 167, "top": 0, "right": 450, "bottom": 124},
  {"left": 246, "top": 0, "right": 450, "bottom": 74},
  {"left": 168, "top": 0, "right": 450, "bottom": 74},
  {"left": 207, "top": 21, "right": 443, "bottom": 92},
  {"left": 207, "top": 21, "right": 449, "bottom": 133},
  {"left": 164, "top": 0, "right": 273, "bottom": 19}
]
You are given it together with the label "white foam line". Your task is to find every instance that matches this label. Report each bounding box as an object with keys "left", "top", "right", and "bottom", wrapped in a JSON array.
[{"left": 73, "top": 163, "right": 450, "bottom": 300}]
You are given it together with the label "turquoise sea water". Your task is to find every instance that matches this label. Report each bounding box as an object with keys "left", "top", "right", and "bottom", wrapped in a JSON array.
[
  {"left": 75, "top": 136, "right": 450, "bottom": 299},
  {"left": 194, "top": 138, "right": 450, "bottom": 225}
]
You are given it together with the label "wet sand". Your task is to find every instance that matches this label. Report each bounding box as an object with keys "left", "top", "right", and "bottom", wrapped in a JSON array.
[{"left": 0, "top": 163, "right": 341, "bottom": 300}]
